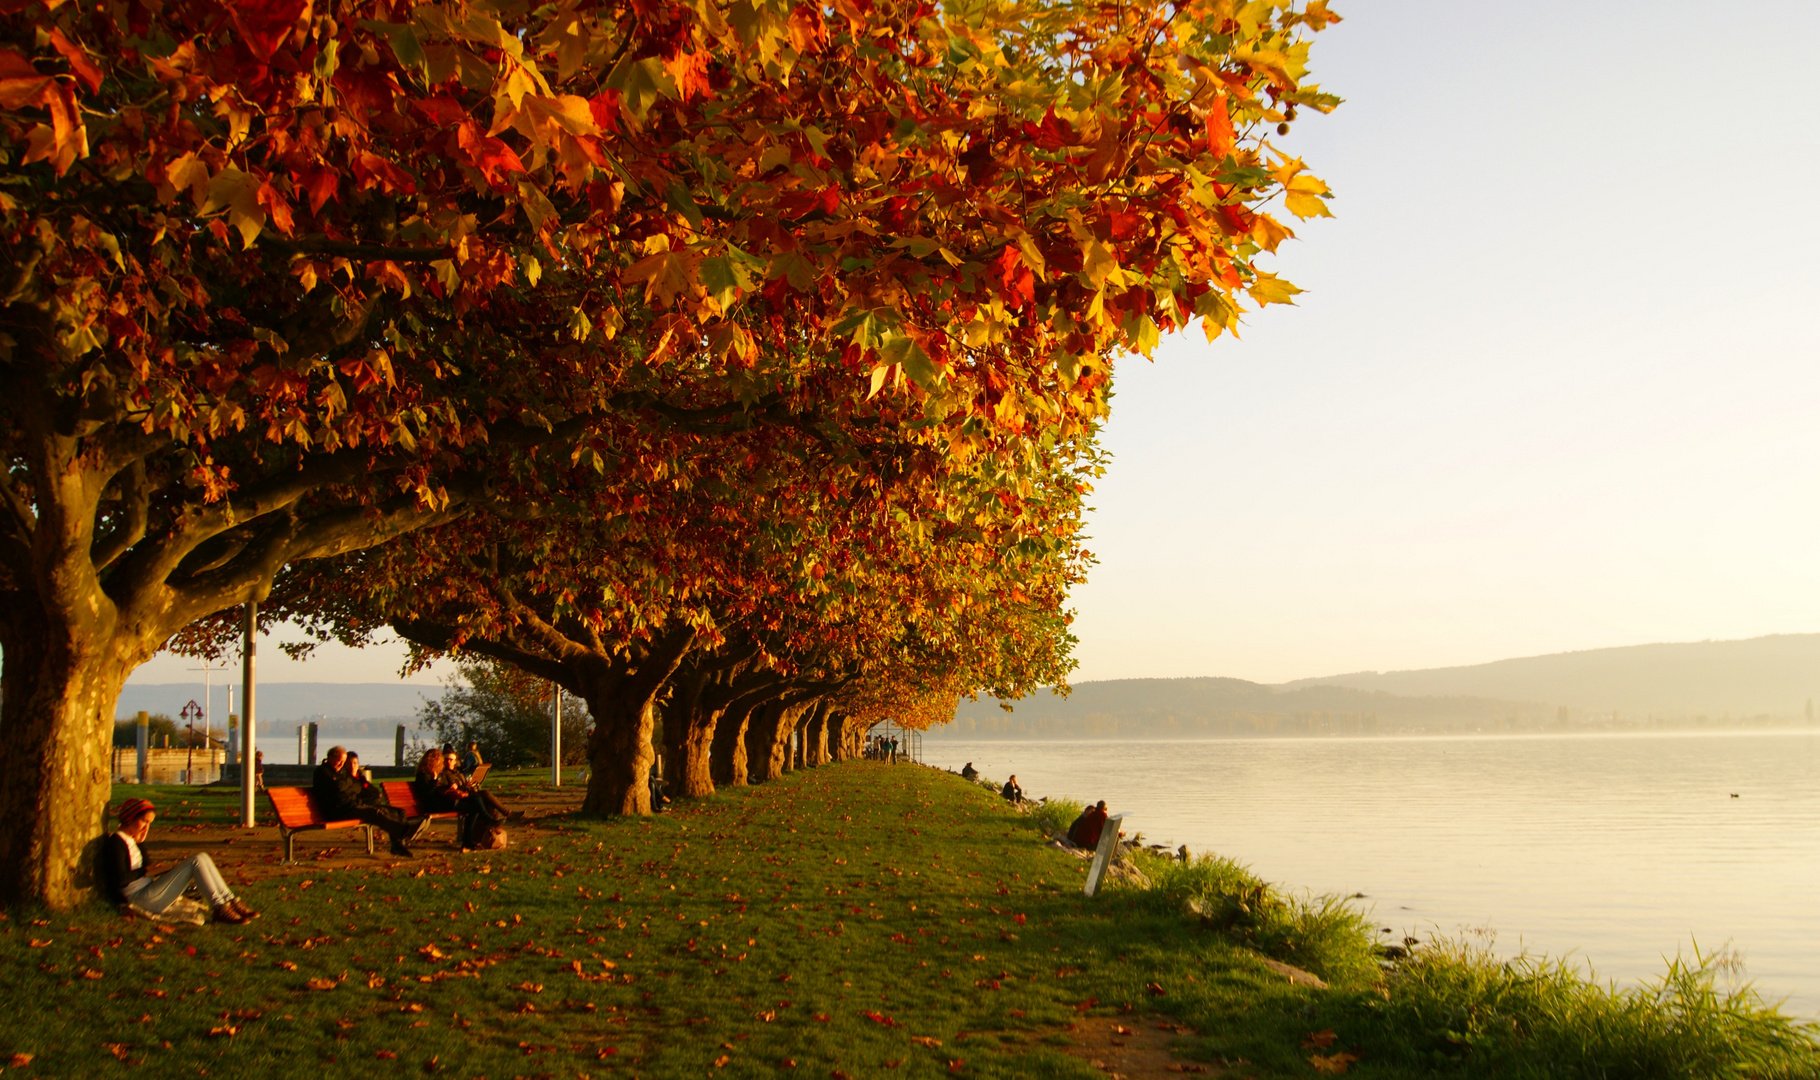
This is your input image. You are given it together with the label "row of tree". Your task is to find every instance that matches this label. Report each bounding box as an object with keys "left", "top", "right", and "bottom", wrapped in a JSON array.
[{"left": 0, "top": 0, "right": 1339, "bottom": 906}]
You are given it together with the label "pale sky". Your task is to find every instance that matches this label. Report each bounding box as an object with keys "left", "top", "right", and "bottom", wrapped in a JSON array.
[
  {"left": 1069, "top": 0, "right": 1820, "bottom": 683},
  {"left": 134, "top": 0, "right": 1820, "bottom": 692}
]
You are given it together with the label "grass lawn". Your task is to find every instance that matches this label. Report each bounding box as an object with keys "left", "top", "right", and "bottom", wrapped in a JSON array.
[{"left": 1, "top": 762, "right": 1814, "bottom": 1079}]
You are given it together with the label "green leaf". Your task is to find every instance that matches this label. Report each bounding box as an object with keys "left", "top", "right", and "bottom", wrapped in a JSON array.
[{"left": 665, "top": 182, "right": 705, "bottom": 230}]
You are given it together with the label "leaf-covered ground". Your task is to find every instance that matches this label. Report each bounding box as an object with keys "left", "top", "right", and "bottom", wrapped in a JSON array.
[{"left": 0, "top": 764, "right": 1447, "bottom": 1078}]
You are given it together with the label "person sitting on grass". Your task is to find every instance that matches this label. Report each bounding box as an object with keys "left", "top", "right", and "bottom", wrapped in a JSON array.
[
  {"left": 960, "top": 762, "right": 979, "bottom": 781},
  {"left": 1067, "top": 800, "right": 1110, "bottom": 848},
  {"left": 414, "top": 749, "right": 516, "bottom": 847},
  {"left": 101, "top": 797, "right": 258, "bottom": 924},
  {"left": 1001, "top": 775, "right": 1024, "bottom": 804},
  {"left": 314, "top": 746, "right": 428, "bottom": 857}
]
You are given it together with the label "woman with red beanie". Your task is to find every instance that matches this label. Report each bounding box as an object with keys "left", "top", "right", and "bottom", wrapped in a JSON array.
[{"left": 100, "top": 797, "right": 258, "bottom": 924}]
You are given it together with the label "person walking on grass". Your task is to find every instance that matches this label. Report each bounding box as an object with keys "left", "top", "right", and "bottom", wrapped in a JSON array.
[
  {"left": 101, "top": 798, "right": 259, "bottom": 924},
  {"left": 314, "top": 745, "right": 429, "bottom": 856}
]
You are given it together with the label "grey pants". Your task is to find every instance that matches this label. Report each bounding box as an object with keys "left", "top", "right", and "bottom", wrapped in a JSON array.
[{"left": 127, "top": 852, "right": 235, "bottom": 912}]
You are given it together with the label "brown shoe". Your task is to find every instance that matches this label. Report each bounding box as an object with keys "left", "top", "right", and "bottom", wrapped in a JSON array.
[
  {"left": 211, "top": 904, "right": 246, "bottom": 925},
  {"left": 229, "top": 899, "right": 261, "bottom": 921}
]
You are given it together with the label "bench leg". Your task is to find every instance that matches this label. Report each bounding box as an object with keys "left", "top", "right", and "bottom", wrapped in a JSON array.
[
  {"left": 281, "top": 828, "right": 294, "bottom": 864},
  {"left": 365, "top": 825, "right": 375, "bottom": 855}
]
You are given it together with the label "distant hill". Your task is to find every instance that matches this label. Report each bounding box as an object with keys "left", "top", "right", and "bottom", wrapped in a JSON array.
[
  {"left": 1284, "top": 633, "right": 1820, "bottom": 717},
  {"left": 117, "top": 682, "right": 443, "bottom": 732},
  {"left": 943, "top": 677, "right": 1555, "bottom": 739},
  {"left": 937, "top": 634, "right": 1820, "bottom": 740}
]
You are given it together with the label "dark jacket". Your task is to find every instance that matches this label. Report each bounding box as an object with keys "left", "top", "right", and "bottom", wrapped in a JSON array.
[
  {"left": 312, "top": 761, "right": 364, "bottom": 816},
  {"left": 99, "top": 832, "right": 147, "bottom": 905},
  {"left": 412, "top": 771, "right": 463, "bottom": 815}
]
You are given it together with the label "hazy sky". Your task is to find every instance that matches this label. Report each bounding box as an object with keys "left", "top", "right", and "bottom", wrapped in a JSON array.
[
  {"left": 133, "top": 0, "right": 1820, "bottom": 691},
  {"left": 1070, "top": 0, "right": 1820, "bottom": 683}
]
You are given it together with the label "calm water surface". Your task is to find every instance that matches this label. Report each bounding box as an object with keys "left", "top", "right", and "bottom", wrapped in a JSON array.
[{"left": 923, "top": 732, "right": 1820, "bottom": 1016}]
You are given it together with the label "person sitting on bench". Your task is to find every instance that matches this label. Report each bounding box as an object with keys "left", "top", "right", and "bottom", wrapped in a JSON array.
[
  {"left": 101, "top": 797, "right": 258, "bottom": 924},
  {"left": 414, "top": 749, "right": 515, "bottom": 846},
  {"left": 343, "top": 752, "right": 387, "bottom": 807},
  {"left": 314, "top": 746, "right": 428, "bottom": 856}
]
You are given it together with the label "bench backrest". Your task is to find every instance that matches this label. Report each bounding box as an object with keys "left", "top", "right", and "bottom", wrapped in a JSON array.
[
  {"left": 382, "top": 781, "right": 423, "bottom": 816},
  {"left": 266, "top": 786, "right": 332, "bottom": 829}
]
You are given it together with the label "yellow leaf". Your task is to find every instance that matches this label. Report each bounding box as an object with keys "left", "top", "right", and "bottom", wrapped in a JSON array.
[
  {"left": 1248, "top": 273, "right": 1302, "bottom": 306},
  {"left": 1081, "top": 240, "right": 1124, "bottom": 288},
  {"left": 1283, "top": 174, "right": 1332, "bottom": 220}
]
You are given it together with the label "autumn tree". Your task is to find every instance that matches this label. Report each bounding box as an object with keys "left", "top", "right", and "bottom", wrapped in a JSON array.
[{"left": 2, "top": 0, "right": 1337, "bottom": 904}]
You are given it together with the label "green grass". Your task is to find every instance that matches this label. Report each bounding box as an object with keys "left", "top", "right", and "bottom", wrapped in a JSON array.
[{"left": 2, "top": 763, "right": 1815, "bottom": 1079}]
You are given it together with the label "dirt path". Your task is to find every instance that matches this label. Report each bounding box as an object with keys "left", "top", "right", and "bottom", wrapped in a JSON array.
[{"left": 1060, "top": 1015, "right": 1223, "bottom": 1078}]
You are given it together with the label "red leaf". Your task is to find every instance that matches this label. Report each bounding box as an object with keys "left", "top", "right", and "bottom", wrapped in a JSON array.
[
  {"left": 229, "top": 0, "right": 309, "bottom": 63},
  {"left": 48, "top": 29, "right": 103, "bottom": 92}
]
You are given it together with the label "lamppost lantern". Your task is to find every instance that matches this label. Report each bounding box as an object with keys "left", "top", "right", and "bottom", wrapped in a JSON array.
[{"left": 180, "top": 700, "right": 204, "bottom": 785}]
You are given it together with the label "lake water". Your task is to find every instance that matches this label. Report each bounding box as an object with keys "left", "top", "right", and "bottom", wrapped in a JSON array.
[{"left": 921, "top": 731, "right": 1820, "bottom": 1017}]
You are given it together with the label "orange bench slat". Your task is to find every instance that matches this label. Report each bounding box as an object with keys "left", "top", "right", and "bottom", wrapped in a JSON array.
[{"left": 265, "top": 787, "right": 364, "bottom": 830}]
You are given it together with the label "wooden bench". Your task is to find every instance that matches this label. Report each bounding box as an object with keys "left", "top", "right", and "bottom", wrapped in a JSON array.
[
  {"left": 381, "top": 781, "right": 461, "bottom": 843},
  {"left": 264, "top": 787, "right": 373, "bottom": 863}
]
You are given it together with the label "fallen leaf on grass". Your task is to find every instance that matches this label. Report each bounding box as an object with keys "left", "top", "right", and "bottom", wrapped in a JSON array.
[
  {"left": 276, "top": 961, "right": 298, "bottom": 971},
  {"left": 102, "top": 1043, "right": 133, "bottom": 1060},
  {"left": 208, "top": 1026, "right": 238, "bottom": 1038},
  {"left": 81, "top": 968, "right": 104, "bottom": 980},
  {"left": 8, "top": 1054, "right": 31, "bottom": 1067},
  {"left": 909, "top": 1037, "right": 942, "bottom": 1048},
  {"left": 813, "top": 1014, "right": 830, "bottom": 1023},
  {"left": 1309, "top": 1051, "right": 1360, "bottom": 1074},
  {"left": 596, "top": 1047, "right": 618, "bottom": 1059},
  {"left": 512, "top": 982, "right": 544, "bottom": 994},
  {"left": 1303, "top": 1030, "right": 1339, "bottom": 1049},
  {"left": 305, "top": 978, "right": 339, "bottom": 991},
  {"left": 375, "top": 1049, "right": 398, "bottom": 1059},
  {"left": 1112, "top": 1025, "right": 1134, "bottom": 1036},
  {"left": 1145, "top": 981, "right": 1167, "bottom": 996},
  {"left": 28, "top": 939, "right": 51, "bottom": 948},
  {"left": 712, "top": 1054, "right": 730, "bottom": 1067},
  {"left": 947, "top": 1060, "right": 965, "bottom": 1073}
]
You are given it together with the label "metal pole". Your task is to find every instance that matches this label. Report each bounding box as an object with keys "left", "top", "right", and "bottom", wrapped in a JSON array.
[
  {"left": 239, "top": 601, "right": 257, "bottom": 828},
  {"left": 551, "top": 682, "right": 562, "bottom": 787},
  {"left": 135, "top": 710, "right": 148, "bottom": 784}
]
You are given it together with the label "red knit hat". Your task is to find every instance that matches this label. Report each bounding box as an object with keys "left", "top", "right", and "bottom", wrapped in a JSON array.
[{"left": 117, "top": 797, "right": 155, "bottom": 822}]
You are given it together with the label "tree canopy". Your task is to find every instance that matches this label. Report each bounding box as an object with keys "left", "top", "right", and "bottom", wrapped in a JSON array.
[{"left": 0, "top": 0, "right": 1339, "bottom": 906}]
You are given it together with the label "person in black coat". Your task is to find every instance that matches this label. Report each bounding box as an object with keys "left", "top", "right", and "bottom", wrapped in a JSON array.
[
  {"left": 100, "top": 797, "right": 257, "bottom": 923},
  {"left": 1001, "top": 775, "right": 1025, "bottom": 804},
  {"left": 314, "top": 746, "right": 426, "bottom": 856}
]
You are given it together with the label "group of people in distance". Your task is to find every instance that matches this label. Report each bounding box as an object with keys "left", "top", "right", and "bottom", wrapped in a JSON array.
[
  {"left": 311, "top": 743, "right": 520, "bottom": 856},
  {"left": 101, "top": 741, "right": 522, "bottom": 926},
  {"left": 954, "top": 761, "right": 1110, "bottom": 850},
  {"left": 866, "top": 735, "right": 903, "bottom": 762}
]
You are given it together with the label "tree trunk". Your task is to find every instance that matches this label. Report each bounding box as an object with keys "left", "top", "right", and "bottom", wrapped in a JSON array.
[
  {"left": 662, "top": 701, "right": 721, "bottom": 799},
  {"left": 805, "top": 706, "right": 830, "bottom": 766},
  {"left": 579, "top": 691, "right": 656, "bottom": 815},
  {"left": 575, "top": 628, "right": 696, "bottom": 816},
  {"left": 710, "top": 702, "right": 755, "bottom": 787},
  {"left": 748, "top": 699, "right": 813, "bottom": 783},
  {"left": 0, "top": 602, "right": 146, "bottom": 909},
  {"left": 826, "top": 711, "right": 857, "bottom": 762}
]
